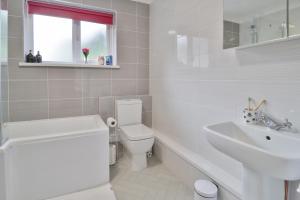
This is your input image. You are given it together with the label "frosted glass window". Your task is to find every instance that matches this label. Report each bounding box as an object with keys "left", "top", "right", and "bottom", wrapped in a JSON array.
[
  {"left": 1, "top": 10, "right": 7, "bottom": 60},
  {"left": 81, "top": 21, "right": 108, "bottom": 61},
  {"left": 33, "top": 15, "right": 73, "bottom": 62},
  {"left": 1, "top": 10, "right": 7, "bottom": 38}
]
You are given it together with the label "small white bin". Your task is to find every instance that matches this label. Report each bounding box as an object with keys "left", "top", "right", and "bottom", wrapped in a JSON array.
[{"left": 194, "top": 179, "right": 218, "bottom": 200}]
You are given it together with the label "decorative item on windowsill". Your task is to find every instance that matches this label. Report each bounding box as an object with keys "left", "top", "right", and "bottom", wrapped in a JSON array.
[
  {"left": 243, "top": 97, "right": 266, "bottom": 124},
  {"left": 36, "top": 51, "right": 42, "bottom": 63},
  {"left": 25, "top": 50, "right": 43, "bottom": 63},
  {"left": 25, "top": 50, "right": 35, "bottom": 63},
  {"left": 98, "top": 56, "right": 105, "bottom": 65},
  {"left": 106, "top": 55, "right": 113, "bottom": 66},
  {"left": 82, "top": 48, "right": 90, "bottom": 64}
]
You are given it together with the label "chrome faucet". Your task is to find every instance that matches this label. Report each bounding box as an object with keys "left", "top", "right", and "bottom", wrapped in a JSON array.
[{"left": 256, "top": 111, "right": 293, "bottom": 131}]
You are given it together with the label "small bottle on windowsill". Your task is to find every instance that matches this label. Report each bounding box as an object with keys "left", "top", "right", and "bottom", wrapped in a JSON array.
[
  {"left": 25, "top": 50, "right": 35, "bottom": 63},
  {"left": 36, "top": 51, "right": 42, "bottom": 63}
]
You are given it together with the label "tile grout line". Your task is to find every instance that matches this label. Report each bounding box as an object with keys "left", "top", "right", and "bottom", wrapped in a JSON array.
[
  {"left": 110, "top": 0, "right": 113, "bottom": 108},
  {"left": 81, "top": 69, "right": 84, "bottom": 115},
  {"left": 135, "top": 1, "right": 138, "bottom": 96},
  {"left": 46, "top": 67, "right": 50, "bottom": 119},
  {"left": 7, "top": 58, "right": 10, "bottom": 122}
]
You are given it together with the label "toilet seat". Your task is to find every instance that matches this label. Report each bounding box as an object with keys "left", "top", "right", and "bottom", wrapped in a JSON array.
[{"left": 121, "top": 124, "right": 154, "bottom": 141}]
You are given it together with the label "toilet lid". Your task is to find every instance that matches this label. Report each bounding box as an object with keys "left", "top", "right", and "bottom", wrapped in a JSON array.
[
  {"left": 121, "top": 124, "right": 154, "bottom": 141},
  {"left": 194, "top": 180, "right": 218, "bottom": 198}
]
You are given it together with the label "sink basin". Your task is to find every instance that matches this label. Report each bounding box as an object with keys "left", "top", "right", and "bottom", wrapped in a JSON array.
[{"left": 204, "top": 121, "right": 300, "bottom": 180}]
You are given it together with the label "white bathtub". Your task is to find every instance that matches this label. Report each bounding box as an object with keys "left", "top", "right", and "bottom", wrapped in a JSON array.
[{"left": 0, "top": 115, "right": 110, "bottom": 200}]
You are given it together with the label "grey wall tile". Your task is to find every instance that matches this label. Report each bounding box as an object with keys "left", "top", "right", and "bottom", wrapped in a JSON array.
[
  {"left": 138, "top": 48, "right": 149, "bottom": 64},
  {"left": 98, "top": 96, "right": 114, "bottom": 120},
  {"left": 1, "top": 81, "right": 8, "bottom": 101},
  {"left": 1, "top": 63, "right": 8, "bottom": 82},
  {"left": 137, "top": 32, "right": 149, "bottom": 49},
  {"left": 81, "top": 68, "right": 111, "bottom": 80},
  {"left": 9, "top": 100, "right": 48, "bottom": 122},
  {"left": 82, "top": 0, "right": 112, "bottom": 9},
  {"left": 117, "top": 13, "right": 137, "bottom": 31},
  {"left": 7, "top": 0, "right": 23, "bottom": 16},
  {"left": 142, "top": 111, "right": 152, "bottom": 127},
  {"left": 7, "top": 0, "right": 150, "bottom": 121},
  {"left": 112, "top": 64, "right": 136, "bottom": 79},
  {"left": 8, "top": 37, "right": 23, "bottom": 59},
  {"left": 1, "top": 101, "right": 9, "bottom": 122},
  {"left": 138, "top": 95, "right": 152, "bottom": 112},
  {"left": 117, "top": 29, "right": 137, "bottom": 47},
  {"left": 112, "top": 80, "right": 136, "bottom": 96},
  {"left": 64, "top": 0, "right": 83, "bottom": 4},
  {"left": 48, "top": 68, "right": 82, "bottom": 80},
  {"left": 8, "top": 16, "right": 23, "bottom": 38},
  {"left": 8, "top": 59, "right": 47, "bottom": 80},
  {"left": 9, "top": 80, "right": 48, "bottom": 101},
  {"left": 117, "top": 46, "right": 138, "bottom": 64},
  {"left": 136, "top": 79, "right": 149, "bottom": 95},
  {"left": 49, "top": 80, "right": 82, "bottom": 99},
  {"left": 83, "top": 79, "right": 111, "bottom": 98},
  {"left": 112, "top": 0, "right": 136, "bottom": 15},
  {"left": 49, "top": 99, "right": 82, "bottom": 118},
  {"left": 137, "top": 64, "right": 149, "bottom": 79},
  {"left": 137, "top": 3, "right": 149, "bottom": 18},
  {"left": 83, "top": 97, "right": 99, "bottom": 115},
  {"left": 137, "top": 16, "right": 149, "bottom": 33}
]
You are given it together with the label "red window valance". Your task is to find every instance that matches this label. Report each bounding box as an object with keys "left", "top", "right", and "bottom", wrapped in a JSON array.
[{"left": 27, "top": 0, "right": 114, "bottom": 25}]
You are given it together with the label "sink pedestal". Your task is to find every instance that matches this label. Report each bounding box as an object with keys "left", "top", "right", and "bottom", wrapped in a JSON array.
[{"left": 243, "top": 167, "right": 284, "bottom": 200}]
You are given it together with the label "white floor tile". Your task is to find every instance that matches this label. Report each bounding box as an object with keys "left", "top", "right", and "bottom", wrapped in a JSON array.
[{"left": 111, "top": 155, "right": 193, "bottom": 200}]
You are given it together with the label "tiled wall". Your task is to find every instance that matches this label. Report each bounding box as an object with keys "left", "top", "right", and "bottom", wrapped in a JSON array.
[
  {"left": 150, "top": 0, "right": 300, "bottom": 197},
  {"left": 6, "top": 0, "right": 151, "bottom": 125}
]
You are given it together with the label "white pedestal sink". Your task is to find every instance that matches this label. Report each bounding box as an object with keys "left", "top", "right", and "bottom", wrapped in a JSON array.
[{"left": 204, "top": 121, "right": 300, "bottom": 200}]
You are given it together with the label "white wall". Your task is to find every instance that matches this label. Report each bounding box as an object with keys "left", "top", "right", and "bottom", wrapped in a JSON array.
[{"left": 150, "top": 0, "right": 300, "bottom": 195}]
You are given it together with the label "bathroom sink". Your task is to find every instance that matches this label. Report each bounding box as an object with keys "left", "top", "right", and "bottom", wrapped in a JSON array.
[{"left": 204, "top": 121, "right": 300, "bottom": 181}]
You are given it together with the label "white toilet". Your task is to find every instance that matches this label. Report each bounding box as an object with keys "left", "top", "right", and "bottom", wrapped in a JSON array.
[{"left": 116, "top": 99, "right": 154, "bottom": 171}]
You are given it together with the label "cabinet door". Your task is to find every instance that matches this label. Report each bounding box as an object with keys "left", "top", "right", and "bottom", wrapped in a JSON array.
[
  {"left": 289, "top": 0, "right": 300, "bottom": 37},
  {"left": 223, "top": 0, "right": 287, "bottom": 49}
]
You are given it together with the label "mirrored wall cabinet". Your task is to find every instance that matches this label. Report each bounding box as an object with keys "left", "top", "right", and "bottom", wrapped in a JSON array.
[{"left": 223, "top": 0, "right": 300, "bottom": 49}]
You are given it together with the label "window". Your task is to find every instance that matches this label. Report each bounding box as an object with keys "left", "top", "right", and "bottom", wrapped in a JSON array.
[
  {"left": 81, "top": 21, "right": 108, "bottom": 61},
  {"left": 1, "top": 9, "right": 7, "bottom": 61},
  {"left": 26, "top": 0, "right": 116, "bottom": 64},
  {"left": 33, "top": 15, "right": 73, "bottom": 62}
]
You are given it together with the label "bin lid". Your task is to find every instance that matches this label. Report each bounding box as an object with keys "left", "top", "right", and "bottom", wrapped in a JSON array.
[{"left": 194, "top": 180, "right": 218, "bottom": 198}]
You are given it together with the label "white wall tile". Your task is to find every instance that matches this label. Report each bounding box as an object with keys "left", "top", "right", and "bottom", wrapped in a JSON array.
[{"left": 150, "top": 0, "right": 300, "bottom": 193}]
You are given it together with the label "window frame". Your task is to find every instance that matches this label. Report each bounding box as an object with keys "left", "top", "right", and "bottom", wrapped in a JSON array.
[{"left": 24, "top": 3, "right": 117, "bottom": 65}]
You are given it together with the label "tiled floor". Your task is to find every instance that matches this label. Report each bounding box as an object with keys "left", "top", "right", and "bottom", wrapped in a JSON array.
[{"left": 110, "top": 155, "right": 194, "bottom": 200}]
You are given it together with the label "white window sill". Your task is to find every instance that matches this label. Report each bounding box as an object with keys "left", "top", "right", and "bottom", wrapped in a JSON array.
[{"left": 19, "top": 62, "right": 120, "bottom": 69}]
